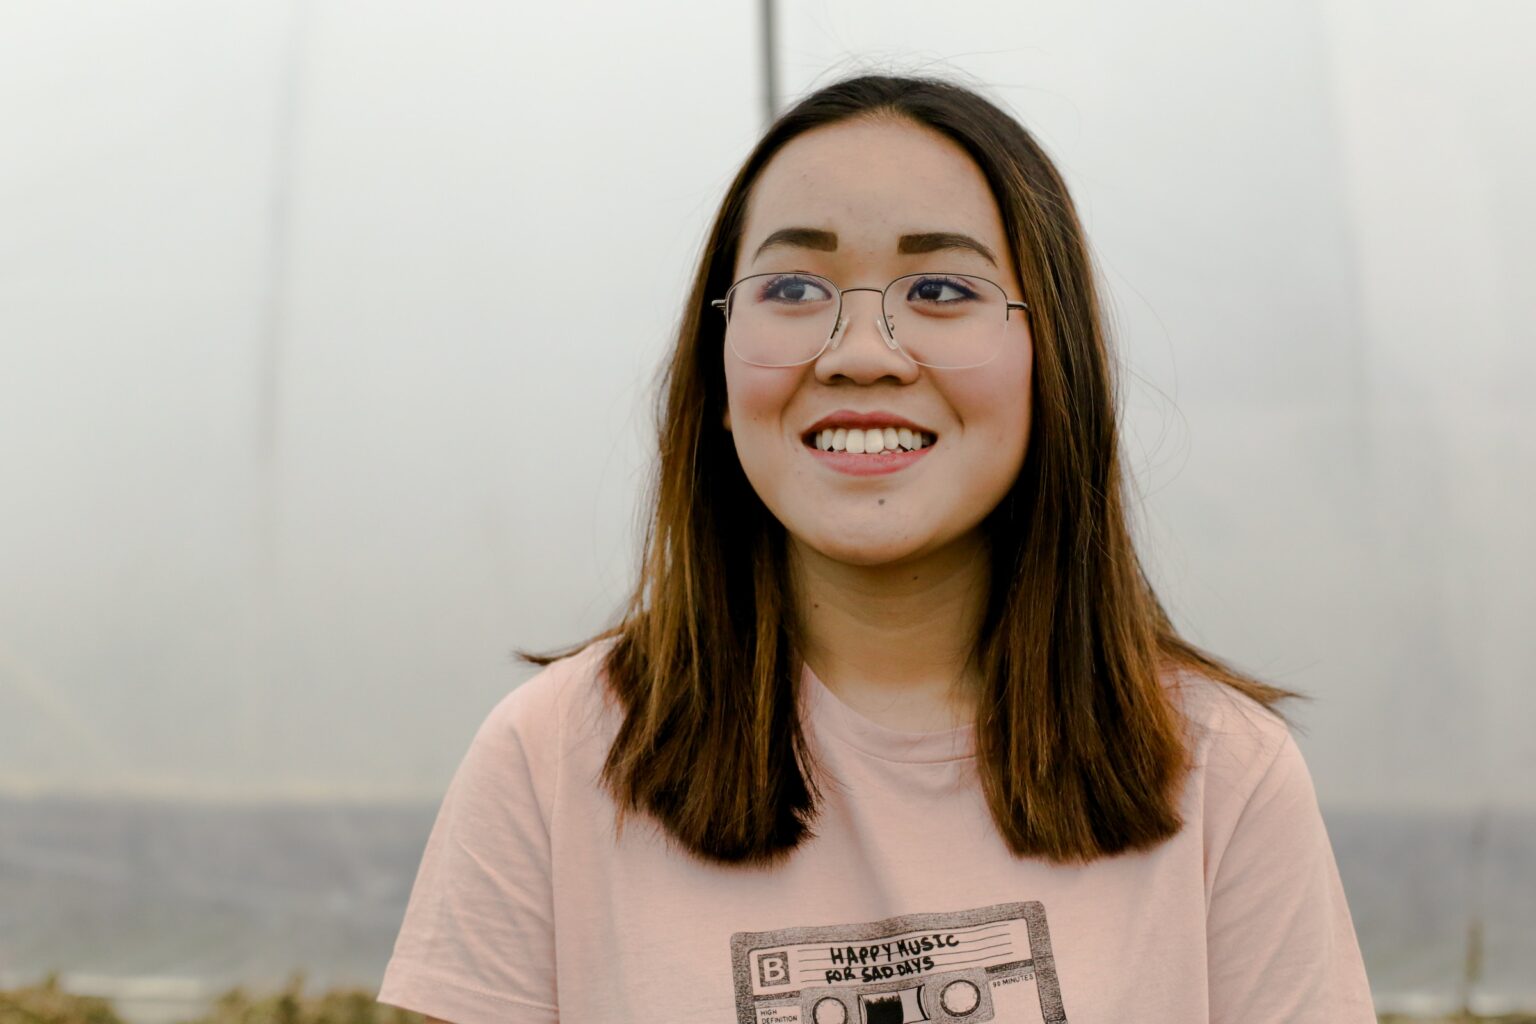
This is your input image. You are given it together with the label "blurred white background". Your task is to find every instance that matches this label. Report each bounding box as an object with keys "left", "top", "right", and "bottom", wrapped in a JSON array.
[
  {"left": 1, "top": 0, "right": 1533, "bottom": 1013},
  {"left": 3, "top": 0, "right": 1530, "bottom": 810}
]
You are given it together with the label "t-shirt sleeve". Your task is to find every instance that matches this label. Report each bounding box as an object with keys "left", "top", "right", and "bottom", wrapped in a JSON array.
[
  {"left": 376, "top": 668, "right": 563, "bottom": 1024},
  {"left": 1205, "top": 726, "right": 1376, "bottom": 1023}
]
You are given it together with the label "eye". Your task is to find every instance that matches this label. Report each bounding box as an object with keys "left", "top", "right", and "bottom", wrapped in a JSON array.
[
  {"left": 906, "top": 275, "right": 979, "bottom": 305},
  {"left": 759, "top": 274, "right": 834, "bottom": 304}
]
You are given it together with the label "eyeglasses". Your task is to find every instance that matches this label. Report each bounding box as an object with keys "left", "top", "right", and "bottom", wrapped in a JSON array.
[{"left": 710, "top": 271, "right": 1029, "bottom": 369}]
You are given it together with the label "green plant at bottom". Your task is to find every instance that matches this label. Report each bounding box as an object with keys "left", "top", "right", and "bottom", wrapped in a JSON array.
[
  {"left": 7, "top": 971, "right": 1531, "bottom": 1024},
  {"left": 0, "top": 973, "right": 125, "bottom": 1024},
  {"left": 0, "top": 972, "right": 424, "bottom": 1024},
  {"left": 171, "top": 973, "right": 422, "bottom": 1024}
]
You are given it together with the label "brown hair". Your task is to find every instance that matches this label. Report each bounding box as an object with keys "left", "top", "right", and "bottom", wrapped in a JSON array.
[{"left": 520, "top": 72, "right": 1304, "bottom": 866}]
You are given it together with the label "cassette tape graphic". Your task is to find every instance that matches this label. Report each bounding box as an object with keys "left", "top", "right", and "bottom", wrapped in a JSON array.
[{"left": 729, "top": 900, "right": 1068, "bottom": 1024}]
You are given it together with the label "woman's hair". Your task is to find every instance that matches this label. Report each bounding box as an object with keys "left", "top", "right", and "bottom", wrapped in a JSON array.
[{"left": 520, "top": 71, "right": 1304, "bottom": 866}]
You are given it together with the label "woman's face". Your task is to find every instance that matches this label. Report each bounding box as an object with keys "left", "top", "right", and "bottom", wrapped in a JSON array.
[{"left": 723, "top": 116, "right": 1033, "bottom": 568}]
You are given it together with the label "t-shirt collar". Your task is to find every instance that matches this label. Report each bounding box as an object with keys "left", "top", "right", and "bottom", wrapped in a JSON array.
[{"left": 799, "top": 660, "right": 977, "bottom": 764}]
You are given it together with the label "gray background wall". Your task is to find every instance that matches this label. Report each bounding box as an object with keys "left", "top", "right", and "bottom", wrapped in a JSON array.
[{"left": 2, "top": 0, "right": 1531, "bottom": 815}]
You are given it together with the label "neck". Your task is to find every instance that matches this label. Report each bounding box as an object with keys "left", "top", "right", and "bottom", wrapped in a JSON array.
[{"left": 790, "top": 532, "right": 990, "bottom": 730}]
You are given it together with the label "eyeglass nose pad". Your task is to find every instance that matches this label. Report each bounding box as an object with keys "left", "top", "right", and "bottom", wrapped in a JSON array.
[
  {"left": 828, "top": 316, "right": 848, "bottom": 349},
  {"left": 827, "top": 315, "right": 899, "bottom": 351}
]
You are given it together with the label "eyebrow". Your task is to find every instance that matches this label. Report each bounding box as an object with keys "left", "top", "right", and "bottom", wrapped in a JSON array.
[{"left": 751, "top": 227, "right": 998, "bottom": 267}]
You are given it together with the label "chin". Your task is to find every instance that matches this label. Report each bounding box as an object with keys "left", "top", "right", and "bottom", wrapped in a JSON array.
[{"left": 793, "top": 531, "right": 929, "bottom": 568}]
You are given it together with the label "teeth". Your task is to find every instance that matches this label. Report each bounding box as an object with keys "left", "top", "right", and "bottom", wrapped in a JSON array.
[{"left": 810, "top": 426, "right": 935, "bottom": 453}]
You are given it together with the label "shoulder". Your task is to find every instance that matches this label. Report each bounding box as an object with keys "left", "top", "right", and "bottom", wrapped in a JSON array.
[
  {"left": 451, "top": 637, "right": 621, "bottom": 821},
  {"left": 1161, "top": 666, "right": 1329, "bottom": 868},
  {"left": 475, "top": 636, "right": 623, "bottom": 766},
  {"left": 1168, "top": 678, "right": 1375, "bottom": 1017},
  {"left": 1161, "top": 666, "right": 1306, "bottom": 817},
  {"left": 487, "top": 636, "right": 619, "bottom": 728},
  {"left": 1164, "top": 665, "right": 1292, "bottom": 772}
]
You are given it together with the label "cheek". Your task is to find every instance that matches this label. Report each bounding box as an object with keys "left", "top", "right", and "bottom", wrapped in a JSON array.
[
  {"left": 946, "top": 347, "right": 1033, "bottom": 449},
  {"left": 724, "top": 362, "right": 802, "bottom": 434},
  {"left": 722, "top": 364, "right": 809, "bottom": 514}
]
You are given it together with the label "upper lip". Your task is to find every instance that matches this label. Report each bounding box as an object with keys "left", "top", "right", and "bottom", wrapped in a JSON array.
[{"left": 802, "top": 409, "right": 937, "bottom": 439}]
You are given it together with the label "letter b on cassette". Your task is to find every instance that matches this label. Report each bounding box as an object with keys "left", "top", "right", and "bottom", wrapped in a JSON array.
[{"left": 758, "top": 951, "right": 792, "bottom": 988}]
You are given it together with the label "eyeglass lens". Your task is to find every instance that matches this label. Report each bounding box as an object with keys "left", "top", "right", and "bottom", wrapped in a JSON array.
[{"left": 723, "top": 272, "right": 1009, "bottom": 369}]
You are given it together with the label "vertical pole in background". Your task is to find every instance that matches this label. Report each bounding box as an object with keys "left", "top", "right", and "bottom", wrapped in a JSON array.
[
  {"left": 1458, "top": 804, "right": 1489, "bottom": 1014},
  {"left": 247, "top": 0, "right": 308, "bottom": 774},
  {"left": 259, "top": 0, "right": 304, "bottom": 476},
  {"left": 759, "top": 0, "right": 779, "bottom": 127},
  {"left": 258, "top": 0, "right": 307, "bottom": 533}
]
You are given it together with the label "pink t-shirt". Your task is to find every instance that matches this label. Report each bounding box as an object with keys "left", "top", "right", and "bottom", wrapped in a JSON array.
[{"left": 377, "top": 639, "right": 1375, "bottom": 1023}]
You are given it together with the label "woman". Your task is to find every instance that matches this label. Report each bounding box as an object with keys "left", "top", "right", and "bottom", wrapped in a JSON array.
[{"left": 378, "top": 73, "right": 1375, "bottom": 1022}]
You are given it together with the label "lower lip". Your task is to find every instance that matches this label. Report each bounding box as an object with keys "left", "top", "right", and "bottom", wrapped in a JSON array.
[{"left": 802, "top": 442, "right": 935, "bottom": 476}]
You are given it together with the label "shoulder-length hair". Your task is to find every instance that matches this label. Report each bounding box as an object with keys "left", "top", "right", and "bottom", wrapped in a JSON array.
[{"left": 521, "top": 72, "right": 1303, "bottom": 866}]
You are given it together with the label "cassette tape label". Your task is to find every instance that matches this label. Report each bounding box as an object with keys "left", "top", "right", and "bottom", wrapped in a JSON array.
[{"left": 729, "top": 900, "right": 1068, "bottom": 1024}]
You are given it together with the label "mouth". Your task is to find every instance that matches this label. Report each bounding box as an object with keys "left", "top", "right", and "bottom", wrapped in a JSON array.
[
  {"left": 801, "top": 425, "right": 936, "bottom": 453},
  {"left": 800, "top": 410, "right": 939, "bottom": 454}
]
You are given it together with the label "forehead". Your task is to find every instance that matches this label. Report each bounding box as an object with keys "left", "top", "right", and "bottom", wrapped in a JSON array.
[{"left": 738, "top": 117, "right": 1008, "bottom": 270}]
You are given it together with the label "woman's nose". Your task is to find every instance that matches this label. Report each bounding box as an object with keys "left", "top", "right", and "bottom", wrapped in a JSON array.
[{"left": 816, "top": 291, "right": 918, "bottom": 383}]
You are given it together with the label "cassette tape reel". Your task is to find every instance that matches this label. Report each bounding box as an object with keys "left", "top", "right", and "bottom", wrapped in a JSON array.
[{"left": 799, "top": 966, "right": 995, "bottom": 1024}]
